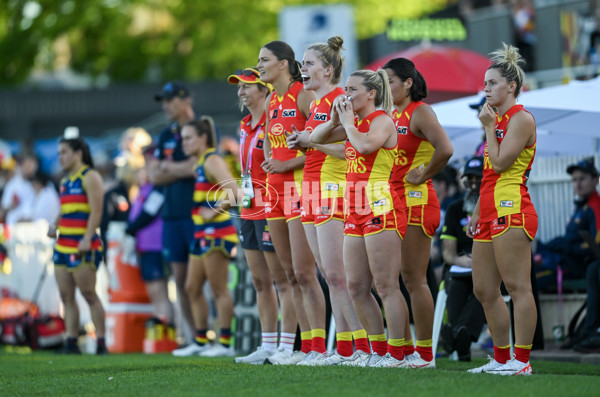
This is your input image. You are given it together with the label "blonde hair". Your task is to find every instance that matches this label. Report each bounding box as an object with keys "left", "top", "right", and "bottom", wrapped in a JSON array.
[
  {"left": 488, "top": 43, "right": 526, "bottom": 98},
  {"left": 305, "top": 36, "right": 345, "bottom": 85},
  {"left": 350, "top": 69, "right": 393, "bottom": 116}
]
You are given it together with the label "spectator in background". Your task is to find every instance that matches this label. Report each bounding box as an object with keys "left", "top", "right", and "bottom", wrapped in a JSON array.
[
  {"left": 535, "top": 159, "right": 600, "bottom": 291},
  {"left": 469, "top": 97, "right": 487, "bottom": 157},
  {"left": 150, "top": 81, "right": 199, "bottom": 349},
  {"left": 440, "top": 157, "right": 486, "bottom": 361},
  {"left": 99, "top": 156, "right": 135, "bottom": 252},
  {"left": 30, "top": 170, "right": 60, "bottom": 225},
  {"left": 126, "top": 145, "right": 174, "bottom": 327},
  {"left": 0, "top": 152, "right": 38, "bottom": 224},
  {"left": 512, "top": 0, "right": 536, "bottom": 71},
  {"left": 573, "top": 256, "right": 600, "bottom": 353},
  {"left": 431, "top": 165, "right": 461, "bottom": 283}
]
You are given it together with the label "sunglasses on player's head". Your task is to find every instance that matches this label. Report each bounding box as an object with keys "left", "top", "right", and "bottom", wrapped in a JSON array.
[{"left": 235, "top": 69, "right": 259, "bottom": 78}]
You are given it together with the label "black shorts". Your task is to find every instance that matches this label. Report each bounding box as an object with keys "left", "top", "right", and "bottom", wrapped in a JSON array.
[{"left": 239, "top": 218, "right": 275, "bottom": 252}]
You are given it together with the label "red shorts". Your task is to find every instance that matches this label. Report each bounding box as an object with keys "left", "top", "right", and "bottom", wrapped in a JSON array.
[
  {"left": 344, "top": 209, "right": 404, "bottom": 238},
  {"left": 473, "top": 212, "right": 538, "bottom": 242},
  {"left": 301, "top": 179, "right": 344, "bottom": 225},
  {"left": 265, "top": 179, "right": 302, "bottom": 221},
  {"left": 315, "top": 196, "right": 344, "bottom": 226},
  {"left": 405, "top": 204, "right": 440, "bottom": 238}
]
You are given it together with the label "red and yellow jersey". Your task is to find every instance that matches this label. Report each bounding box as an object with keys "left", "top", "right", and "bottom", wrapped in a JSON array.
[
  {"left": 345, "top": 110, "right": 401, "bottom": 222},
  {"left": 479, "top": 105, "right": 537, "bottom": 222},
  {"left": 390, "top": 102, "right": 439, "bottom": 209},
  {"left": 267, "top": 81, "right": 306, "bottom": 188},
  {"left": 56, "top": 166, "right": 102, "bottom": 254},
  {"left": 192, "top": 148, "right": 237, "bottom": 241},
  {"left": 239, "top": 113, "right": 268, "bottom": 220},
  {"left": 304, "top": 87, "right": 346, "bottom": 191}
]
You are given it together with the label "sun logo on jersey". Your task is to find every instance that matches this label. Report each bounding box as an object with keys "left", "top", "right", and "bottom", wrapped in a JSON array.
[
  {"left": 345, "top": 146, "right": 357, "bottom": 160},
  {"left": 397, "top": 126, "right": 408, "bottom": 135},
  {"left": 495, "top": 129, "right": 504, "bottom": 138},
  {"left": 271, "top": 124, "right": 284, "bottom": 136}
]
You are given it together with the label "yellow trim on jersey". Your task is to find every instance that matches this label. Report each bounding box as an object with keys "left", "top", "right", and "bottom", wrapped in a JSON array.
[{"left": 404, "top": 140, "right": 434, "bottom": 206}]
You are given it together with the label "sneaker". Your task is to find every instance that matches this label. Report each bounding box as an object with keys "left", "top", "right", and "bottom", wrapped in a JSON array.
[
  {"left": 467, "top": 355, "right": 504, "bottom": 373},
  {"left": 454, "top": 326, "right": 472, "bottom": 361},
  {"left": 440, "top": 324, "right": 454, "bottom": 354},
  {"left": 96, "top": 345, "right": 109, "bottom": 355},
  {"left": 404, "top": 351, "right": 436, "bottom": 369},
  {"left": 297, "top": 351, "right": 327, "bottom": 366},
  {"left": 372, "top": 353, "right": 407, "bottom": 368},
  {"left": 264, "top": 348, "right": 307, "bottom": 365},
  {"left": 339, "top": 350, "right": 371, "bottom": 367},
  {"left": 321, "top": 351, "right": 353, "bottom": 366},
  {"left": 234, "top": 347, "right": 274, "bottom": 364},
  {"left": 574, "top": 334, "right": 600, "bottom": 354},
  {"left": 55, "top": 344, "right": 81, "bottom": 355},
  {"left": 172, "top": 343, "right": 208, "bottom": 357},
  {"left": 487, "top": 358, "right": 532, "bottom": 376},
  {"left": 362, "top": 352, "right": 384, "bottom": 367},
  {"left": 199, "top": 344, "right": 235, "bottom": 357}
]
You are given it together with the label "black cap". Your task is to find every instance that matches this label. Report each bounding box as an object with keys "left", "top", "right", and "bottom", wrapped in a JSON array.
[
  {"left": 463, "top": 156, "right": 484, "bottom": 178},
  {"left": 469, "top": 97, "right": 486, "bottom": 111},
  {"left": 567, "top": 159, "right": 598, "bottom": 177},
  {"left": 154, "top": 81, "right": 191, "bottom": 101}
]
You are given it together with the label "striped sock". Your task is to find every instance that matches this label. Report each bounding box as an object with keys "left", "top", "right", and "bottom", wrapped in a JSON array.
[
  {"left": 416, "top": 339, "right": 433, "bottom": 362},
  {"left": 279, "top": 332, "right": 295, "bottom": 353},
  {"left": 388, "top": 338, "right": 405, "bottom": 361},
  {"left": 403, "top": 339, "right": 415, "bottom": 356},
  {"left": 311, "top": 328, "right": 326, "bottom": 353},
  {"left": 336, "top": 332, "right": 353, "bottom": 357},
  {"left": 262, "top": 332, "right": 278, "bottom": 352},
  {"left": 195, "top": 329, "right": 208, "bottom": 346},
  {"left": 514, "top": 344, "right": 532, "bottom": 364},
  {"left": 494, "top": 345, "right": 511, "bottom": 364},
  {"left": 300, "top": 331, "right": 312, "bottom": 354},
  {"left": 369, "top": 333, "right": 388, "bottom": 357},
  {"left": 219, "top": 328, "right": 231, "bottom": 347},
  {"left": 352, "top": 329, "right": 371, "bottom": 354}
]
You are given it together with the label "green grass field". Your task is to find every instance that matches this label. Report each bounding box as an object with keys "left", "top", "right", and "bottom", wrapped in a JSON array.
[{"left": 1, "top": 349, "right": 599, "bottom": 396}]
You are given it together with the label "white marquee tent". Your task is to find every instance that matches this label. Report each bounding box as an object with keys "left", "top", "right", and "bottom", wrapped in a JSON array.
[{"left": 432, "top": 77, "right": 600, "bottom": 161}]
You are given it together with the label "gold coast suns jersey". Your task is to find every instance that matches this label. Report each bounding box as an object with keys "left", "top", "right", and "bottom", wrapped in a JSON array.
[
  {"left": 267, "top": 81, "right": 306, "bottom": 188},
  {"left": 390, "top": 102, "right": 439, "bottom": 209},
  {"left": 345, "top": 110, "right": 401, "bottom": 223},
  {"left": 479, "top": 104, "right": 537, "bottom": 222},
  {"left": 304, "top": 87, "right": 346, "bottom": 197}
]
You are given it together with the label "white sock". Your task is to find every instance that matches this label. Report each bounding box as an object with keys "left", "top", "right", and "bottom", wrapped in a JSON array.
[
  {"left": 279, "top": 332, "right": 295, "bottom": 353},
  {"left": 262, "top": 332, "right": 278, "bottom": 352}
]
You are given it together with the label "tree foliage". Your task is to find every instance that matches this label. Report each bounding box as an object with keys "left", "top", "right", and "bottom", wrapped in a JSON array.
[{"left": 0, "top": 0, "right": 449, "bottom": 86}]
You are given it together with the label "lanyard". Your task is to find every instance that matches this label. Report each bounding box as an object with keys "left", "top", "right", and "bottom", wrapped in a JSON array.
[{"left": 240, "top": 125, "right": 261, "bottom": 177}]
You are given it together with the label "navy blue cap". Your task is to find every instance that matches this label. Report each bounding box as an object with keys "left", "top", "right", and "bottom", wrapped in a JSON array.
[
  {"left": 469, "top": 97, "right": 486, "bottom": 111},
  {"left": 463, "top": 156, "right": 484, "bottom": 178},
  {"left": 567, "top": 159, "right": 598, "bottom": 177},
  {"left": 154, "top": 81, "right": 191, "bottom": 101}
]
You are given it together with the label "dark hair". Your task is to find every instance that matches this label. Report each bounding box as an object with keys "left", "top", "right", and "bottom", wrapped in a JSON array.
[
  {"left": 29, "top": 170, "right": 50, "bottom": 186},
  {"left": 382, "top": 58, "right": 428, "bottom": 101},
  {"left": 263, "top": 41, "right": 302, "bottom": 82},
  {"left": 488, "top": 43, "right": 525, "bottom": 98},
  {"left": 59, "top": 137, "right": 94, "bottom": 168},
  {"left": 186, "top": 116, "right": 217, "bottom": 148},
  {"left": 305, "top": 36, "right": 345, "bottom": 85}
]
